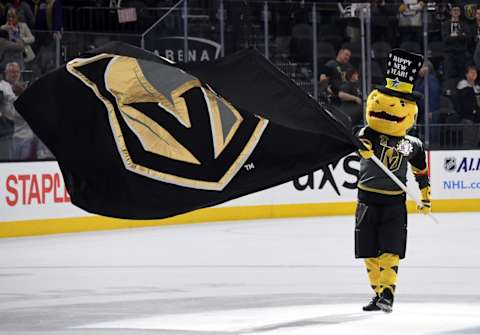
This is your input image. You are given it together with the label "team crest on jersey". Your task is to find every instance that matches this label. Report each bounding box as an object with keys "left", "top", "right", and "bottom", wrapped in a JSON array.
[
  {"left": 380, "top": 146, "right": 402, "bottom": 172},
  {"left": 396, "top": 139, "right": 413, "bottom": 156}
]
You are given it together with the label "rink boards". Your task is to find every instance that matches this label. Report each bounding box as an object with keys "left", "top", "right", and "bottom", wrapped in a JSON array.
[{"left": 0, "top": 150, "right": 479, "bottom": 237}]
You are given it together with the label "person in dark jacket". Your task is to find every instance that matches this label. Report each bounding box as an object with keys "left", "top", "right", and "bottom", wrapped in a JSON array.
[
  {"left": 33, "top": 0, "right": 62, "bottom": 31},
  {"left": 441, "top": 4, "right": 471, "bottom": 79},
  {"left": 319, "top": 48, "right": 354, "bottom": 98},
  {"left": 338, "top": 67, "right": 363, "bottom": 127},
  {"left": 456, "top": 64, "right": 480, "bottom": 146},
  {"left": 414, "top": 60, "right": 441, "bottom": 124}
]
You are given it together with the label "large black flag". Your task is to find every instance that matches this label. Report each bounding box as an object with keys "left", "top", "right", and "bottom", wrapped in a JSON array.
[{"left": 15, "top": 42, "right": 358, "bottom": 219}]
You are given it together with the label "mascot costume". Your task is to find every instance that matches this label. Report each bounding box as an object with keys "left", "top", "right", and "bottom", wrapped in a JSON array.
[{"left": 356, "top": 49, "right": 431, "bottom": 313}]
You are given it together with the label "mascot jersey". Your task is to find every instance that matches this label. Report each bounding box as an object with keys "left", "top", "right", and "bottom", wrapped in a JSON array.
[{"left": 357, "top": 127, "right": 429, "bottom": 204}]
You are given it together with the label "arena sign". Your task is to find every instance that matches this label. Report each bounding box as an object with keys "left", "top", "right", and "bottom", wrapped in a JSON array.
[{"left": 153, "top": 37, "right": 221, "bottom": 62}]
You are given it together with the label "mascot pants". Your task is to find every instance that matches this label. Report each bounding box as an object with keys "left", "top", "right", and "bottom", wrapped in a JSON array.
[{"left": 355, "top": 201, "right": 407, "bottom": 259}]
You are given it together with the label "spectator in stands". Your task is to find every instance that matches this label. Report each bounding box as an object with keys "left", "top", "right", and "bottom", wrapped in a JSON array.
[
  {"left": 319, "top": 47, "right": 353, "bottom": 98},
  {"left": 226, "top": 0, "right": 251, "bottom": 53},
  {"left": 469, "top": 7, "right": 480, "bottom": 48},
  {"left": 371, "top": 0, "right": 398, "bottom": 44},
  {"left": 0, "top": 28, "right": 24, "bottom": 70},
  {"left": 31, "top": 0, "right": 61, "bottom": 79},
  {"left": 337, "top": 2, "right": 361, "bottom": 43},
  {"left": 397, "top": 0, "right": 425, "bottom": 45},
  {"left": 6, "top": 0, "right": 34, "bottom": 28},
  {"left": 1, "top": 8, "right": 35, "bottom": 65},
  {"left": 472, "top": 7, "right": 480, "bottom": 70},
  {"left": 414, "top": 60, "right": 441, "bottom": 124},
  {"left": 423, "top": 1, "right": 446, "bottom": 42},
  {"left": 4, "top": 62, "right": 25, "bottom": 96},
  {"left": 0, "top": 62, "right": 18, "bottom": 160},
  {"left": 271, "top": 2, "right": 295, "bottom": 56},
  {"left": 441, "top": 4, "right": 471, "bottom": 79},
  {"left": 5, "top": 63, "right": 37, "bottom": 160},
  {"left": 3, "top": 61, "right": 37, "bottom": 160},
  {"left": 317, "top": 65, "right": 337, "bottom": 105},
  {"left": 0, "top": 3, "right": 6, "bottom": 29},
  {"left": 33, "top": 0, "right": 63, "bottom": 31},
  {"left": 456, "top": 64, "right": 480, "bottom": 146},
  {"left": 415, "top": 60, "right": 441, "bottom": 144},
  {"left": 338, "top": 67, "right": 363, "bottom": 126},
  {"left": 0, "top": 108, "right": 13, "bottom": 160}
]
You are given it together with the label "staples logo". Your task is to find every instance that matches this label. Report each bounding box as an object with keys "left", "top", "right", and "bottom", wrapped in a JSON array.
[{"left": 5, "top": 173, "right": 71, "bottom": 206}]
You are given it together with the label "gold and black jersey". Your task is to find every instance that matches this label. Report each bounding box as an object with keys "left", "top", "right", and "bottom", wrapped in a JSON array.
[{"left": 357, "top": 127, "right": 429, "bottom": 202}]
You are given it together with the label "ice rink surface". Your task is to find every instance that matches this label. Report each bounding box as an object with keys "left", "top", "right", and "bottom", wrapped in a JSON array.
[{"left": 1, "top": 212, "right": 480, "bottom": 335}]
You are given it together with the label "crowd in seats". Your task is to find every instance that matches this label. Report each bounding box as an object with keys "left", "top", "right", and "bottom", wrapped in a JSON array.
[
  {"left": 291, "top": 1, "right": 480, "bottom": 148},
  {"left": 0, "top": 0, "right": 63, "bottom": 161},
  {"left": 0, "top": 61, "right": 52, "bottom": 161},
  {"left": 2, "top": 0, "right": 480, "bottom": 160},
  {"left": 0, "top": 0, "right": 64, "bottom": 79}
]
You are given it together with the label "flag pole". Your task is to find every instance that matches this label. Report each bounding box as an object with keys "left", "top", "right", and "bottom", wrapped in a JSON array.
[{"left": 369, "top": 155, "right": 440, "bottom": 224}]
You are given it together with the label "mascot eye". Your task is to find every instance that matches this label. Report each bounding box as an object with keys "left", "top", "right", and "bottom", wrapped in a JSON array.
[{"left": 400, "top": 100, "right": 406, "bottom": 107}]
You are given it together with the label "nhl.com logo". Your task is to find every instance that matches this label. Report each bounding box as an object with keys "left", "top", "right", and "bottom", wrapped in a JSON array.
[{"left": 444, "top": 157, "right": 457, "bottom": 172}]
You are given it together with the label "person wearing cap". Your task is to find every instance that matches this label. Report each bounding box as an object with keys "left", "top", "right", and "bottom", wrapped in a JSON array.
[{"left": 355, "top": 49, "right": 431, "bottom": 313}]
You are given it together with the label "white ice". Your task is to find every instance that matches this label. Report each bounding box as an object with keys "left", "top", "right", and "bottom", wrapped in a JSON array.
[{"left": 1, "top": 212, "right": 480, "bottom": 335}]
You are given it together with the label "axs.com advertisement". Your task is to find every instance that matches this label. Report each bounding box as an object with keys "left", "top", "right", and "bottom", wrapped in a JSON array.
[
  {"left": 222, "top": 154, "right": 419, "bottom": 207},
  {"left": 432, "top": 150, "right": 480, "bottom": 199}
]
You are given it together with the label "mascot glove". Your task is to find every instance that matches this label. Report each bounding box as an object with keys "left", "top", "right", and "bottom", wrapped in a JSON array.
[
  {"left": 358, "top": 139, "right": 374, "bottom": 160},
  {"left": 417, "top": 186, "right": 432, "bottom": 215}
]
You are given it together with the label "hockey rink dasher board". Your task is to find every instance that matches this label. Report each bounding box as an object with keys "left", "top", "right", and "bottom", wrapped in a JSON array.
[{"left": 0, "top": 151, "right": 479, "bottom": 237}]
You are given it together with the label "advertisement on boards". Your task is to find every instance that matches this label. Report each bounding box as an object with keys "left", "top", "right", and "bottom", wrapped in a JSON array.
[
  {"left": 222, "top": 153, "right": 420, "bottom": 207},
  {"left": 0, "top": 162, "right": 90, "bottom": 221},
  {"left": 430, "top": 150, "right": 480, "bottom": 199},
  {"left": 1, "top": 151, "right": 478, "bottom": 222}
]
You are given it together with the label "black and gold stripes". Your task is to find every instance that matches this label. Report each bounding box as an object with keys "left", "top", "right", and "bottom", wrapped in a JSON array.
[{"left": 364, "top": 253, "right": 400, "bottom": 296}]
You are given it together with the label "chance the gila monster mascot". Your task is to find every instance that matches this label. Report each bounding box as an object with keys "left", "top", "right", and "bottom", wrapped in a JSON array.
[{"left": 355, "top": 48, "right": 431, "bottom": 313}]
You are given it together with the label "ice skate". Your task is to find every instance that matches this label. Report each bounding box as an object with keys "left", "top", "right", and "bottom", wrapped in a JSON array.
[
  {"left": 362, "top": 295, "right": 381, "bottom": 311},
  {"left": 376, "top": 288, "right": 394, "bottom": 313}
]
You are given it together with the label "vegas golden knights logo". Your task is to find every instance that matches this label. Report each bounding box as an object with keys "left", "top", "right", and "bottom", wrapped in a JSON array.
[
  {"left": 66, "top": 54, "right": 268, "bottom": 191},
  {"left": 380, "top": 144, "right": 402, "bottom": 172},
  {"left": 464, "top": 4, "right": 476, "bottom": 21}
]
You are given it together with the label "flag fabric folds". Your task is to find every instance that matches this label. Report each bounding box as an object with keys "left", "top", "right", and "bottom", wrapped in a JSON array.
[{"left": 15, "top": 42, "right": 358, "bottom": 219}]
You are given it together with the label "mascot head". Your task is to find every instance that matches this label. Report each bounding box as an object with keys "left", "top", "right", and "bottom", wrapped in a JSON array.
[{"left": 365, "top": 49, "right": 424, "bottom": 137}]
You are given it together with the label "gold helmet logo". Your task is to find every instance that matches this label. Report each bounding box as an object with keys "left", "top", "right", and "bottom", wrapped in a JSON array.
[
  {"left": 381, "top": 146, "right": 402, "bottom": 172},
  {"left": 67, "top": 54, "right": 268, "bottom": 191},
  {"left": 464, "top": 4, "right": 477, "bottom": 21}
]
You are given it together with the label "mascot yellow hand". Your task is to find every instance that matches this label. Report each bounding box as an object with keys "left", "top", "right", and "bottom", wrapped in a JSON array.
[
  {"left": 417, "top": 186, "right": 431, "bottom": 214},
  {"left": 358, "top": 139, "right": 374, "bottom": 160}
]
